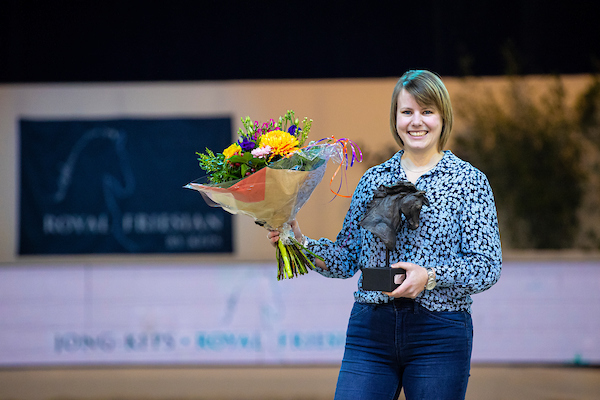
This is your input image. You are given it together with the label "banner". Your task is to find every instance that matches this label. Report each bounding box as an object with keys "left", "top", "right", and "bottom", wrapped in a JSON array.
[
  {"left": 0, "top": 260, "right": 599, "bottom": 366},
  {"left": 0, "top": 263, "right": 357, "bottom": 366},
  {"left": 19, "top": 118, "right": 233, "bottom": 254}
]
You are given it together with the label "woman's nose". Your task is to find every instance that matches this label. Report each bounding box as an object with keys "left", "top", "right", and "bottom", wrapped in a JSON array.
[{"left": 411, "top": 113, "right": 423, "bottom": 125}]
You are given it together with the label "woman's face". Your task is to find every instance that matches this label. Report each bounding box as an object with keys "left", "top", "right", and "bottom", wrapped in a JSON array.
[{"left": 396, "top": 89, "right": 443, "bottom": 156}]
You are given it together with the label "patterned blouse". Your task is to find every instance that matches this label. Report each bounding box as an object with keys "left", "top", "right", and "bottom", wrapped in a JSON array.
[{"left": 306, "top": 150, "right": 502, "bottom": 313}]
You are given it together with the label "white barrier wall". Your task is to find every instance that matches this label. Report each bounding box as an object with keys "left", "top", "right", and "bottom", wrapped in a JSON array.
[
  {"left": 1, "top": 259, "right": 599, "bottom": 366},
  {"left": 0, "top": 262, "right": 356, "bottom": 366}
]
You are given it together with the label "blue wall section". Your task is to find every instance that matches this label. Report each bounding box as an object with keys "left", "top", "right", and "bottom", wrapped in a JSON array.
[{"left": 19, "top": 117, "right": 233, "bottom": 254}]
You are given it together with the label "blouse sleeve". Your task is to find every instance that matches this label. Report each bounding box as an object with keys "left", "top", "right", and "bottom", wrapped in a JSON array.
[
  {"left": 435, "top": 170, "right": 502, "bottom": 294},
  {"left": 304, "top": 170, "right": 373, "bottom": 279}
]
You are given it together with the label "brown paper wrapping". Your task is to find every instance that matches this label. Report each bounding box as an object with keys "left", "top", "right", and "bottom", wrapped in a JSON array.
[{"left": 186, "top": 162, "right": 327, "bottom": 230}]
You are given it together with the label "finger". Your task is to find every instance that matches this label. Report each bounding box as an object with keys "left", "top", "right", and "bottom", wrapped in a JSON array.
[
  {"left": 390, "top": 261, "right": 413, "bottom": 270},
  {"left": 266, "top": 231, "right": 280, "bottom": 245},
  {"left": 385, "top": 278, "right": 420, "bottom": 299},
  {"left": 383, "top": 282, "right": 405, "bottom": 297},
  {"left": 267, "top": 230, "right": 278, "bottom": 238},
  {"left": 385, "top": 286, "right": 408, "bottom": 299}
]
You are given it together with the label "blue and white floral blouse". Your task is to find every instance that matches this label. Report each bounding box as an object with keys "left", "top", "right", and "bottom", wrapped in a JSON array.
[{"left": 306, "top": 150, "right": 502, "bottom": 313}]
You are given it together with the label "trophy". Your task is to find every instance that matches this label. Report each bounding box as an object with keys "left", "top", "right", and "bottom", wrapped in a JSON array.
[{"left": 359, "top": 181, "right": 429, "bottom": 291}]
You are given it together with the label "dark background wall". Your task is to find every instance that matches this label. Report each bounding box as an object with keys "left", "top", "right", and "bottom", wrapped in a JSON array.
[{"left": 1, "top": 0, "right": 599, "bottom": 83}]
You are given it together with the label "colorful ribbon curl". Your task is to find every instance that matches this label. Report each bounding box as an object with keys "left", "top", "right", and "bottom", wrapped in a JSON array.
[{"left": 304, "top": 136, "right": 363, "bottom": 199}]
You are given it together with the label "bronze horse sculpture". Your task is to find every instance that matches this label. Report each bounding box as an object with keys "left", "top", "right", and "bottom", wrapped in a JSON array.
[{"left": 360, "top": 181, "right": 429, "bottom": 267}]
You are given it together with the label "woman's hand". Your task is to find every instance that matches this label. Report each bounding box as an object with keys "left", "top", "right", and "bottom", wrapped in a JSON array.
[
  {"left": 266, "top": 219, "right": 303, "bottom": 247},
  {"left": 266, "top": 220, "right": 328, "bottom": 271},
  {"left": 383, "top": 261, "right": 428, "bottom": 299}
]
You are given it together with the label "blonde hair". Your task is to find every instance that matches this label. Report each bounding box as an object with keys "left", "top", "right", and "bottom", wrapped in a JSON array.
[{"left": 390, "top": 70, "right": 453, "bottom": 151}]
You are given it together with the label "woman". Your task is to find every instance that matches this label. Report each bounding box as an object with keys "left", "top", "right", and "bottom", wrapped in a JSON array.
[{"left": 268, "top": 70, "right": 502, "bottom": 400}]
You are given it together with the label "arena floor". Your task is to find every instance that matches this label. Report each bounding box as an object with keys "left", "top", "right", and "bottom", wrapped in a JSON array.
[{"left": 1, "top": 365, "right": 599, "bottom": 400}]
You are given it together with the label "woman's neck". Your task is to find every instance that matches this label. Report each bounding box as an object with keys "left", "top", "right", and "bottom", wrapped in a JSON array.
[
  {"left": 402, "top": 150, "right": 443, "bottom": 170},
  {"left": 401, "top": 151, "right": 444, "bottom": 183}
]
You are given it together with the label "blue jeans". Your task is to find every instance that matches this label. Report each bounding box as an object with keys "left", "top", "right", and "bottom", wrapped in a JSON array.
[{"left": 334, "top": 298, "right": 473, "bottom": 400}]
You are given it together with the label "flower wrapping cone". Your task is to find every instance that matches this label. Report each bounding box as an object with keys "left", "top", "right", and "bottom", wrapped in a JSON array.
[{"left": 186, "top": 162, "right": 327, "bottom": 230}]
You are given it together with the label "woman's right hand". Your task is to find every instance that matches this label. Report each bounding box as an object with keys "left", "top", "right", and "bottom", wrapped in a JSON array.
[
  {"left": 267, "top": 219, "right": 303, "bottom": 247},
  {"left": 383, "top": 261, "right": 428, "bottom": 299},
  {"left": 268, "top": 220, "right": 327, "bottom": 271}
]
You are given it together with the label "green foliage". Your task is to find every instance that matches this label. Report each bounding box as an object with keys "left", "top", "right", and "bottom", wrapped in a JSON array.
[
  {"left": 574, "top": 76, "right": 600, "bottom": 249},
  {"left": 196, "top": 149, "right": 270, "bottom": 184},
  {"left": 196, "top": 148, "right": 230, "bottom": 184},
  {"left": 227, "top": 152, "right": 268, "bottom": 178},
  {"left": 452, "top": 76, "right": 592, "bottom": 249},
  {"left": 577, "top": 76, "right": 600, "bottom": 149}
]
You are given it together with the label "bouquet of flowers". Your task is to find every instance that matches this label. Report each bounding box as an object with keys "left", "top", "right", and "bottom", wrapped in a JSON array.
[{"left": 185, "top": 110, "right": 360, "bottom": 280}]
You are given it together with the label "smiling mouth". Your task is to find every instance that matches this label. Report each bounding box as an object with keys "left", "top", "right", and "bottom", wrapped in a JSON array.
[{"left": 408, "top": 130, "right": 428, "bottom": 137}]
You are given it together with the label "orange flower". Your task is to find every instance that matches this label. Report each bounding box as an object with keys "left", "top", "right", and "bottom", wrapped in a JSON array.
[{"left": 259, "top": 130, "right": 299, "bottom": 157}]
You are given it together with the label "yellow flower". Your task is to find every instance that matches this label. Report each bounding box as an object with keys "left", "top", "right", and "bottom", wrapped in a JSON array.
[
  {"left": 259, "top": 130, "right": 299, "bottom": 157},
  {"left": 223, "top": 143, "right": 242, "bottom": 159}
]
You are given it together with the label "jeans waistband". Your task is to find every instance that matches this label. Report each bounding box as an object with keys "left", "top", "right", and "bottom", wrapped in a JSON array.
[{"left": 392, "top": 297, "right": 416, "bottom": 309}]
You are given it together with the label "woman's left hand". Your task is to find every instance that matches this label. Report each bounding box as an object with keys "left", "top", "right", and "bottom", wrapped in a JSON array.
[{"left": 383, "top": 262, "right": 429, "bottom": 299}]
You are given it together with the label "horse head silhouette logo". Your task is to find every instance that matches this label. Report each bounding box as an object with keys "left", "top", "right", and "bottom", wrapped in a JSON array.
[{"left": 53, "top": 127, "right": 138, "bottom": 251}]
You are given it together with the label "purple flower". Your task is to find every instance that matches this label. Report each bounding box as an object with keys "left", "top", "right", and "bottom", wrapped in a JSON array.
[
  {"left": 238, "top": 137, "right": 256, "bottom": 152},
  {"left": 288, "top": 125, "right": 298, "bottom": 135}
]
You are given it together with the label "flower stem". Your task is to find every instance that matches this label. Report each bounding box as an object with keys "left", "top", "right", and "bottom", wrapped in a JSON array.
[
  {"left": 274, "top": 237, "right": 324, "bottom": 280},
  {"left": 277, "top": 239, "right": 294, "bottom": 279}
]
